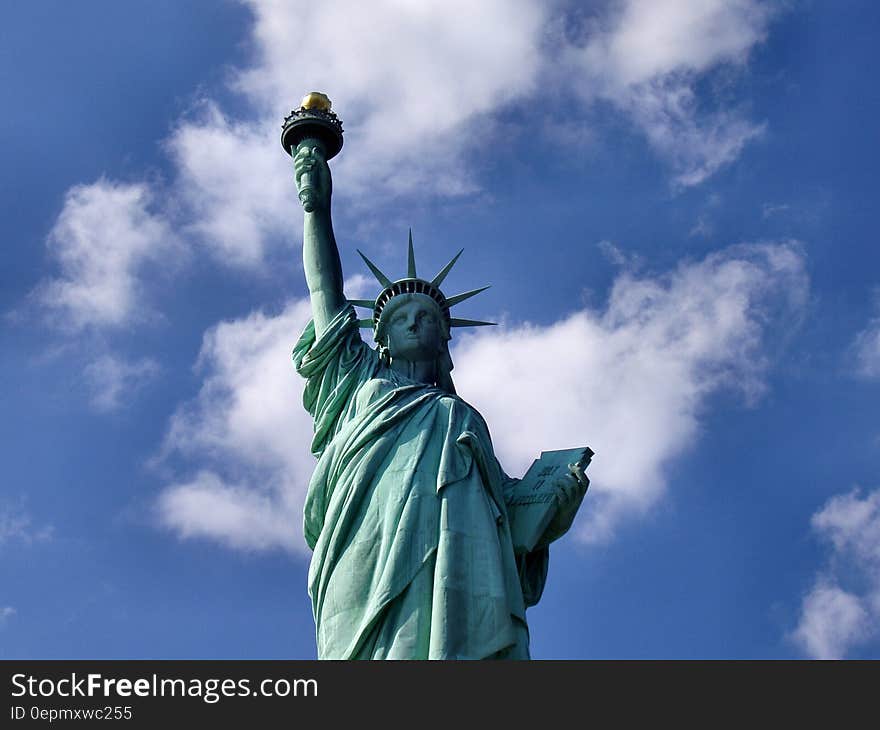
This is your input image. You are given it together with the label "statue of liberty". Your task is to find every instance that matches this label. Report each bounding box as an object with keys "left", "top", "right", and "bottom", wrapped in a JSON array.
[{"left": 286, "top": 94, "right": 590, "bottom": 659}]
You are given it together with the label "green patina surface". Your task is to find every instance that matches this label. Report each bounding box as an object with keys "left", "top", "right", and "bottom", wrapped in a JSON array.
[{"left": 286, "top": 99, "right": 588, "bottom": 659}]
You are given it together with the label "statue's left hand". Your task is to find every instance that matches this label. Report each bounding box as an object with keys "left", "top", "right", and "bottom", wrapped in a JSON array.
[{"left": 539, "top": 463, "right": 589, "bottom": 546}]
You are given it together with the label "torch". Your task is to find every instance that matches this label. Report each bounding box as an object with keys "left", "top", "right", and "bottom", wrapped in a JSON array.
[{"left": 281, "top": 92, "right": 344, "bottom": 212}]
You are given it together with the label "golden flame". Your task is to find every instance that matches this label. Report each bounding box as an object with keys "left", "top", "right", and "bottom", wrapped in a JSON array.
[{"left": 300, "top": 92, "right": 332, "bottom": 111}]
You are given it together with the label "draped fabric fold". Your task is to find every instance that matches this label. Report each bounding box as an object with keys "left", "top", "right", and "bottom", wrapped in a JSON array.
[{"left": 293, "top": 306, "right": 548, "bottom": 659}]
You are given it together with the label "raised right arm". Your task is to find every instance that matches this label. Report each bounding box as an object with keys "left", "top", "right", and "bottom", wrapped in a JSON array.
[{"left": 294, "top": 144, "right": 346, "bottom": 337}]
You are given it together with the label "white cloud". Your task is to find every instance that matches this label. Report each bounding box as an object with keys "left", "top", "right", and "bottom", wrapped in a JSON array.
[
  {"left": 792, "top": 488, "right": 880, "bottom": 659},
  {"left": 157, "top": 275, "right": 370, "bottom": 553},
  {"left": 158, "top": 471, "right": 297, "bottom": 552},
  {"left": 38, "top": 1, "right": 773, "bottom": 278},
  {"left": 689, "top": 216, "right": 713, "bottom": 238},
  {"left": 156, "top": 244, "right": 805, "bottom": 553},
  {"left": 167, "top": 105, "right": 294, "bottom": 268},
  {"left": 84, "top": 355, "right": 161, "bottom": 413},
  {"left": 30, "top": 2, "right": 776, "bottom": 293},
  {"left": 167, "top": 0, "right": 548, "bottom": 265},
  {"left": 574, "top": 0, "right": 771, "bottom": 87},
  {"left": 156, "top": 296, "right": 318, "bottom": 553},
  {"left": 236, "top": 0, "right": 545, "bottom": 115},
  {"left": 562, "top": 0, "right": 771, "bottom": 186},
  {"left": 451, "top": 241, "right": 807, "bottom": 542},
  {"left": 619, "top": 83, "right": 764, "bottom": 188},
  {"left": 853, "top": 297, "right": 880, "bottom": 378},
  {"left": 0, "top": 504, "right": 53, "bottom": 546},
  {"left": 36, "top": 179, "right": 180, "bottom": 331},
  {"left": 0, "top": 606, "right": 15, "bottom": 626},
  {"left": 791, "top": 582, "right": 870, "bottom": 660},
  {"left": 812, "top": 488, "right": 880, "bottom": 564},
  {"left": 167, "top": 0, "right": 773, "bottom": 266}
]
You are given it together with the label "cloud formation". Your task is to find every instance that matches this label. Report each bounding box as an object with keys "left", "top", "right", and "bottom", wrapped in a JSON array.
[
  {"left": 452, "top": 241, "right": 807, "bottom": 541},
  {"left": 792, "top": 488, "right": 880, "bottom": 658},
  {"left": 165, "top": 0, "right": 773, "bottom": 265},
  {"left": 156, "top": 242, "right": 807, "bottom": 552},
  {"left": 0, "top": 504, "right": 53, "bottom": 547},
  {"left": 561, "top": 0, "right": 771, "bottom": 186},
  {"left": 84, "top": 355, "right": 162, "bottom": 413},
  {"left": 157, "top": 297, "right": 315, "bottom": 553},
  {"left": 157, "top": 274, "right": 370, "bottom": 552},
  {"left": 35, "top": 179, "right": 179, "bottom": 331},
  {"left": 30, "top": 0, "right": 779, "bottom": 325},
  {"left": 168, "top": 0, "right": 548, "bottom": 264},
  {"left": 591, "top": 0, "right": 769, "bottom": 82},
  {"left": 32, "top": 1, "right": 776, "bottom": 322},
  {"left": 167, "top": 106, "right": 294, "bottom": 268},
  {"left": 853, "top": 296, "right": 880, "bottom": 378}
]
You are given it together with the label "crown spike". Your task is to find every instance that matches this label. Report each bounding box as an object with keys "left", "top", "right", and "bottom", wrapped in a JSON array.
[
  {"left": 348, "top": 299, "right": 377, "bottom": 309},
  {"left": 407, "top": 229, "right": 417, "bottom": 278},
  {"left": 450, "top": 317, "right": 496, "bottom": 328},
  {"left": 445, "top": 285, "right": 491, "bottom": 308},
  {"left": 357, "top": 249, "right": 393, "bottom": 288},
  {"left": 431, "top": 249, "right": 464, "bottom": 288},
  {"left": 357, "top": 318, "right": 375, "bottom": 329}
]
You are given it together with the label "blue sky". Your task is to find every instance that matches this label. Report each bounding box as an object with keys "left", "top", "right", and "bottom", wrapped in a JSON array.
[{"left": 2, "top": 0, "right": 879, "bottom": 659}]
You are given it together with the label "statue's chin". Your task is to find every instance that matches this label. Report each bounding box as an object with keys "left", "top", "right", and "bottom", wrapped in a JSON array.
[{"left": 387, "top": 352, "right": 439, "bottom": 384}]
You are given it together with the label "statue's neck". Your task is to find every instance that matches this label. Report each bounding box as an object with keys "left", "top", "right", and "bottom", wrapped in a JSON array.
[{"left": 389, "top": 357, "right": 437, "bottom": 386}]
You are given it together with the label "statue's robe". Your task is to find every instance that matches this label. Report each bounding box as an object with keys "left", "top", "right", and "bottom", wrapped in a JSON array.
[{"left": 293, "top": 306, "right": 548, "bottom": 659}]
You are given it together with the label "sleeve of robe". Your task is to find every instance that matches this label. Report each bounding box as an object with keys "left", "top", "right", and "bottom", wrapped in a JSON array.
[
  {"left": 292, "top": 305, "right": 378, "bottom": 458},
  {"left": 292, "top": 305, "right": 380, "bottom": 550},
  {"left": 499, "top": 472, "right": 550, "bottom": 608}
]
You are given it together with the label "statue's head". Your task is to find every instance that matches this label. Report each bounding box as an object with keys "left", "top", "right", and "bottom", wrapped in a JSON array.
[
  {"left": 374, "top": 293, "right": 454, "bottom": 390},
  {"left": 375, "top": 293, "right": 450, "bottom": 360},
  {"left": 353, "top": 232, "right": 494, "bottom": 393}
]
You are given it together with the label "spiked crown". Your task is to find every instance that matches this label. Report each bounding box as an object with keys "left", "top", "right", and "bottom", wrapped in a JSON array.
[{"left": 350, "top": 230, "right": 494, "bottom": 336}]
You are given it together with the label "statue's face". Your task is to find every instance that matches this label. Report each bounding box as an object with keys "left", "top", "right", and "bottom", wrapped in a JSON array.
[{"left": 384, "top": 296, "right": 444, "bottom": 363}]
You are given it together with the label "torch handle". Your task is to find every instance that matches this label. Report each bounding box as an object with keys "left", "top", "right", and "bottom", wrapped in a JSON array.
[{"left": 293, "top": 137, "right": 326, "bottom": 213}]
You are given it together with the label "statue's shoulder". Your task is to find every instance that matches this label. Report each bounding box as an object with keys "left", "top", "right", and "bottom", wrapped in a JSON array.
[
  {"left": 355, "top": 376, "right": 396, "bottom": 411},
  {"left": 457, "top": 394, "right": 495, "bottom": 439},
  {"left": 437, "top": 392, "right": 490, "bottom": 428}
]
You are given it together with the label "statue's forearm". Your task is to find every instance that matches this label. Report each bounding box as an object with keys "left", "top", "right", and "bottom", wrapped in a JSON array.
[{"left": 303, "top": 208, "right": 346, "bottom": 337}]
